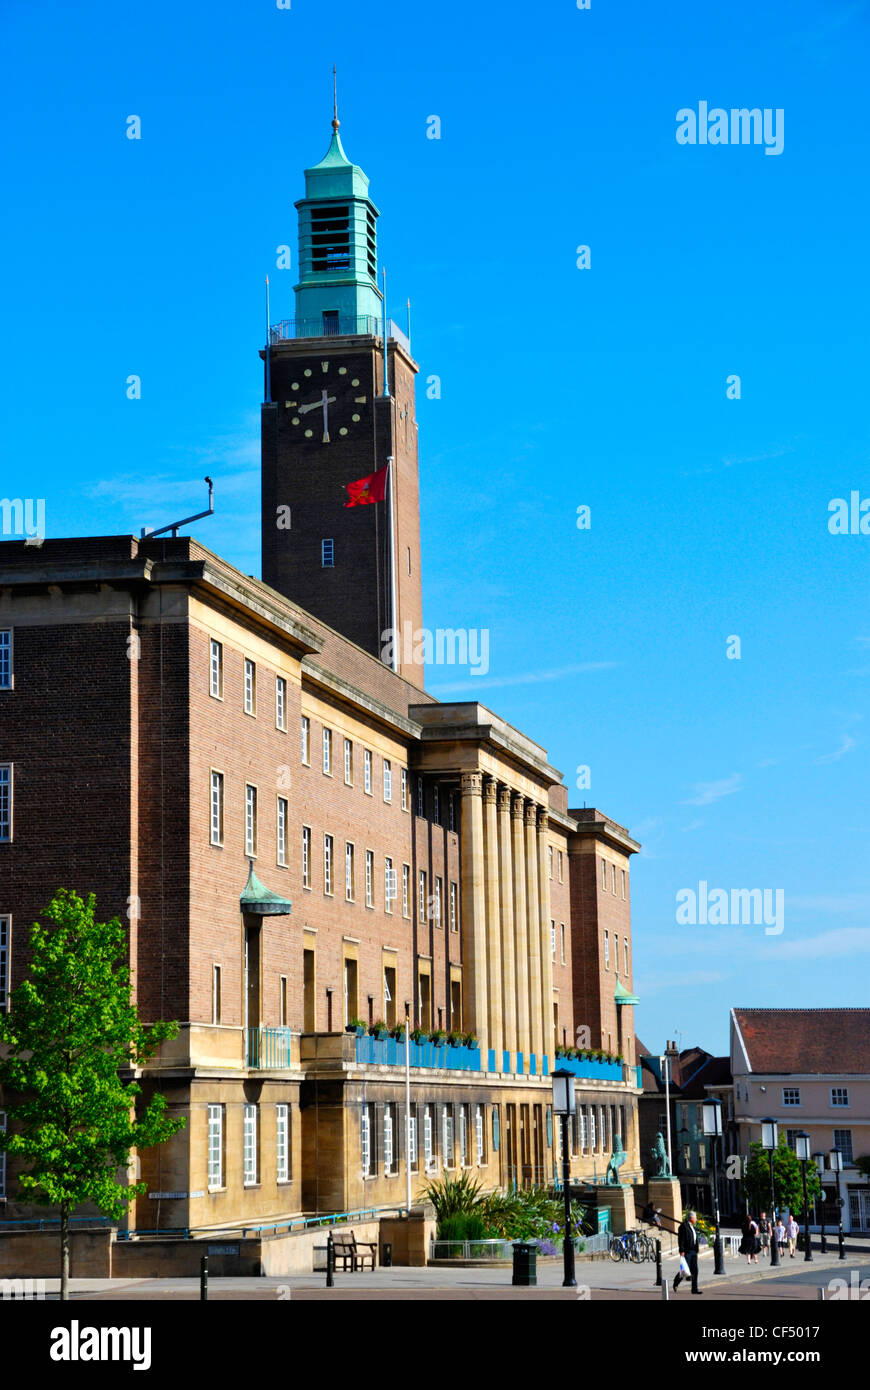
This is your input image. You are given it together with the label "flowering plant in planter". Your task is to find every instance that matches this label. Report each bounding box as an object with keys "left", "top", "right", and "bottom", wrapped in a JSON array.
[
  {"left": 346, "top": 1018, "right": 367, "bottom": 1036},
  {"left": 446, "top": 1030, "right": 463, "bottom": 1047},
  {"left": 369, "top": 1019, "right": 389, "bottom": 1039},
  {"left": 462, "top": 1032, "right": 479, "bottom": 1048},
  {"left": 410, "top": 1027, "right": 428, "bottom": 1043},
  {"left": 430, "top": 1028, "right": 447, "bottom": 1045}
]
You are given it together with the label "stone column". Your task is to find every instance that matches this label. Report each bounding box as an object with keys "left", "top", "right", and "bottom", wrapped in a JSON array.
[
  {"left": 537, "top": 809, "right": 555, "bottom": 1063},
  {"left": 497, "top": 785, "right": 516, "bottom": 1061},
  {"left": 511, "top": 794, "right": 530, "bottom": 1058},
  {"left": 459, "top": 771, "right": 488, "bottom": 1053},
  {"left": 483, "top": 777, "right": 503, "bottom": 1058},
  {"left": 525, "top": 801, "right": 544, "bottom": 1064}
]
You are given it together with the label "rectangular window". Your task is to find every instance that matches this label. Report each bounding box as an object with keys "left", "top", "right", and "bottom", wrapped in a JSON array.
[
  {"left": 210, "top": 771, "right": 224, "bottom": 846},
  {"left": 601, "top": 859, "right": 607, "bottom": 891},
  {"left": 0, "top": 915, "right": 7, "bottom": 1011},
  {"left": 383, "top": 758, "right": 392, "bottom": 802},
  {"left": 245, "top": 784, "right": 257, "bottom": 857},
  {"left": 277, "top": 797, "right": 288, "bottom": 866},
  {"left": 782, "top": 1087, "right": 801, "bottom": 1106},
  {"left": 207, "top": 1104, "right": 224, "bottom": 1189},
  {"left": 243, "top": 1104, "right": 258, "bottom": 1185},
  {"left": 212, "top": 964, "right": 221, "bottom": 1024},
  {"left": 344, "top": 738, "right": 353, "bottom": 785},
  {"left": 276, "top": 1104, "right": 289, "bottom": 1183},
  {"left": 561, "top": 923, "right": 566, "bottom": 965},
  {"left": 384, "top": 1103, "right": 396, "bottom": 1175},
  {"left": 614, "top": 934, "right": 619, "bottom": 974},
  {"left": 434, "top": 877, "right": 442, "bottom": 928},
  {"left": 244, "top": 659, "right": 256, "bottom": 716},
  {"left": 551, "top": 920, "right": 556, "bottom": 958},
  {"left": 302, "top": 826, "right": 311, "bottom": 888},
  {"left": 209, "top": 639, "right": 223, "bottom": 698},
  {"left": 458, "top": 1103, "right": 468, "bottom": 1167},
  {"left": 611, "top": 863, "right": 617, "bottom": 894},
  {"left": 548, "top": 846, "right": 554, "bottom": 879},
  {"left": 401, "top": 768, "right": 408, "bottom": 811},
  {"left": 419, "top": 871, "right": 427, "bottom": 922},
  {"left": 448, "top": 793, "right": 456, "bottom": 833},
  {"left": 623, "top": 938, "right": 629, "bottom": 975},
  {"left": 409, "top": 1104, "right": 418, "bottom": 1172},
  {"left": 0, "top": 1110, "right": 5, "bottom": 1197},
  {"left": 0, "top": 764, "right": 11, "bottom": 843},
  {"left": 475, "top": 1103, "right": 484, "bottom": 1165},
  {"left": 831, "top": 1087, "right": 850, "bottom": 1107},
  {"left": 322, "top": 728, "right": 332, "bottom": 775},
  {"left": 442, "top": 1105, "right": 454, "bottom": 1169},
  {"left": 558, "top": 850, "right": 564, "bottom": 882},
  {"left": 275, "top": 676, "right": 287, "bottom": 731},
  {"left": 301, "top": 715, "right": 310, "bottom": 764},
  {"left": 833, "top": 1129, "right": 853, "bottom": 1163},
  {"left": 279, "top": 975, "right": 287, "bottom": 1027},
  {"left": 323, "top": 835, "right": 333, "bottom": 895},
  {"left": 433, "top": 785, "right": 440, "bottom": 825},
  {"left": 603, "top": 930, "right": 610, "bottom": 968},
  {"left": 423, "top": 1104, "right": 434, "bottom": 1168},
  {"left": 416, "top": 777, "right": 424, "bottom": 817},
  {"left": 364, "top": 749, "right": 372, "bottom": 794},
  {"left": 345, "top": 842, "right": 355, "bottom": 901},
  {"left": 365, "top": 850, "right": 374, "bottom": 907},
  {"left": 622, "top": 868, "right": 626, "bottom": 899},
  {"left": 402, "top": 865, "right": 410, "bottom": 918},
  {"left": 385, "top": 857, "right": 395, "bottom": 913},
  {"left": 361, "top": 1101, "right": 376, "bottom": 1176},
  {"left": 450, "top": 882, "right": 457, "bottom": 933},
  {"left": 321, "top": 538, "right": 334, "bottom": 567}
]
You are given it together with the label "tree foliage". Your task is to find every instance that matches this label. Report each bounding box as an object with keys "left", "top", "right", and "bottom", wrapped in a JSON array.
[{"left": 744, "top": 1135, "right": 821, "bottom": 1215}]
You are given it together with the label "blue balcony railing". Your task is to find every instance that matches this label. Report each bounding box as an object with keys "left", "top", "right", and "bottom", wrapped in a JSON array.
[
  {"left": 354, "top": 1036, "right": 481, "bottom": 1071},
  {"left": 552, "top": 1056, "right": 624, "bottom": 1082},
  {"left": 247, "top": 1026, "right": 294, "bottom": 1069}
]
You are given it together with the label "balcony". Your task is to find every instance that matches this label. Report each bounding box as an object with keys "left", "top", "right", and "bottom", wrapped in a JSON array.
[
  {"left": 246, "top": 1027, "right": 295, "bottom": 1069},
  {"left": 269, "top": 317, "right": 411, "bottom": 353},
  {"left": 354, "top": 1035, "right": 481, "bottom": 1071},
  {"left": 552, "top": 1055, "right": 625, "bottom": 1083}
]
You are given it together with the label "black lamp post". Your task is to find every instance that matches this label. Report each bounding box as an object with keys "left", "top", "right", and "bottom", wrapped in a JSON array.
[
  {"left": 814, "top": 1153, "right": 828, "bottom": 1253},
  {"left": 702, "top": 1098, "right": 725, "bottom": 1275},
  {"left": 793, "top": 1131, "right": 812, "bottom": 1263},
  {"left": 553, "top": 1070, "right": 577, "bottom": 1288},
  {"left": 761, "top": 1118, "right": 780, "bottom": 1267},
  {"left": 829, "top": 1148, "right": 845, "bottom": 1259}
]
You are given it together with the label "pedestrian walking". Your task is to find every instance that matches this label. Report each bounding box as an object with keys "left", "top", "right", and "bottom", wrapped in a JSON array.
[
  {"left": 739, "top": 1214, "right": 760, "bottom": 1264},
  {"left": 786, "top": 1214, "right": 799, "bottom": 1257},
  {"left": 673, "top": 1210, "right": 703, "bottom": 1294},
  {"left": 774, "top": 1216, "right": 787, "bottom": 1255},
  {"left": 758, "top": 1211, "right": 772, "bottom": 1258}
]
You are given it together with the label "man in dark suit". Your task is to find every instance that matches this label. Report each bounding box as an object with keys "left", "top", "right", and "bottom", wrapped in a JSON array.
[{"left": 673, "top": 1210, "right": 702, "bottom": 1293}]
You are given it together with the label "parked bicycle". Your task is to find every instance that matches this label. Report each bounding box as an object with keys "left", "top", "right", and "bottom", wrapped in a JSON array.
[{"left": 609, "top": 1229, "right": 655, "bottom": 1262}]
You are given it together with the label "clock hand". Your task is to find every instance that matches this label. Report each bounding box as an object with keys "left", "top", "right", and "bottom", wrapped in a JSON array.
[{"left": 298, "top": 397, "right": 335, "bottom": 415}]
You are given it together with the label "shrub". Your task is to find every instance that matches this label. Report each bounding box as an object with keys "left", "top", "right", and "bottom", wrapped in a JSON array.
[
  {"left": 421, "top": 1172, "right": 483, "bottom": 1221},
  {"left": 438, "top": 1211, "right": 488, "bottom": 1243}
]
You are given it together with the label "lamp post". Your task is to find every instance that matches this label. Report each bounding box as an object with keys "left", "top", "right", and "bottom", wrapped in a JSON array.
[
  {"left": 829, "top": 1149, "right": 845, "bottom": 1260},
  {"left": 702, "top": 1098, "right": 725, "bottom": 1275},
  {"left": 553, "top": 1070, "right": 577, "bottom": 1288},
  {"left": 761, "top": 1119, "right": 780, "bottom": 1267},
  {"left": 814, "top": 1153, "right": 827, "bottom": 1253},
  {"left": 793, "top": 1132, "right": 812, "bottom": 1263}
]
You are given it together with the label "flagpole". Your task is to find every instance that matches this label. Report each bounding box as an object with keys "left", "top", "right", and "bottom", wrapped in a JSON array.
[
  {"left": 387, "top": 455, "right": 398, "bottom": 673},
  {"left": 381, "top": 267, "right": 390, "bottom": 398},
  {"left": 265, "top": 275, "right": 272, "bottom": 404}
]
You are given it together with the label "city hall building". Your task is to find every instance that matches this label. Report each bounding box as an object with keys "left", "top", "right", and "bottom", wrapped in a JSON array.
[{"left": 0, "top": 117, "right": 643, "bottom": 1237}]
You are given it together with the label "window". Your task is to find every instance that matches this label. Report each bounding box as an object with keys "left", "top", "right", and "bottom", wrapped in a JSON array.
[
  {"left": 551, "top": 920, "right": 556, "bottom": 958},
  {"left": 0, "top": 1111, "right": 5, "bottom": 1197},
  {"left": 345, "top": 842, "right": 355, "bottom": 901},
  {"left": 558, "top": 850, "right": 564, "bottom": 882},
  {"left": 384, "top": 1103, "right": 396, "bottom": 1175},
  {"left": 302, "top": 826, "right": 311, "bottom": 888},
  {"left": 244, "top": 659, "right": 256, "bottom": 715},
  {"left": 560, "top": 923, "right": 566, "bottom": 965},
  {"left": 210, "top": 771, "right": 224, "bottom": 845},
  {"left": 423, "top": 1104, "right": 434, "bottom": 1168},
  {"left": 786, "top": 1128, "right": 801, "bottom": 1149},
  {"left": 344, "top": 738, "right": 353, "bottom": 785},
  {"left": 475, "top": 1104, "right": 484, "bottom": 1165},
  {"left": 277, "top": 797, "right": 287, "bottom": 866},
  {"left": 450, "top": 882, "right": 458, "bottom": 932},
  {"left": 603, "top": 930, "right": 610, "bottom": 969},
  {"left": 402, "top": 865, "right": 410, "bottom": 918},
  {"left": 831, "top": 1087, "right": 849, "bottom": 1107},
  {"left": 361, "top": 1101, "right": 376, "bottom": 1176},
  {"left": 323, "top": 835, "right": 334, "bottom": 895},
  {"left": 322, "top": 728, "right": 332, "bottom": 775},
  {"left": 433, "top": 785, "right": 440, "bottom": 824},
  {"left": 276, "top": 1104, "right": 289, "bottom": 1183},
  {"left": 212, "top": 964, "right": 221, "bottom": 1024},
  {"left": 245, "top": 785, "right": 257, "bottom": 856},
  {"left": 0, "top": 913, "right": 7, "bottom": 1010},
  {"left": 409, "top": 1104, "right": 418, "bottom": 1172},
  {"left": 243, "top": 1105, "right": 259, "bottom": 1185},
  {"left": 833, "top": 1129, "right": 853, "bottom": 1163},
  {"left": 434, "top": 877, "right": 442, "bottom": 928},
  {"left": 209, "top": 639, "right": 223, "bottom": 698},
  {"left": 275, "top": 676, "right": 287, "bottom": 731},
  {"left": 279, "top": 975, "right": 287, "bottom": 1027},
  {"left": 364, "top": 749, "right": 372, "bottom": 794},
  {"left": 401, "top": 768, "right": 408, "bottom": 811},
  {"left": 301, "top": 716, "right": 310, "bottom": 764},
  {"left": 383, "top": 759, "right": 393, "bottom": 802},
  {"left": 419, "top": 871, "right": 427, "bottom": 922},
  {"left": 365, "top": 850, "right": 374, "bottom": 907},
  {"left": 782, "top": 1087, "right": 801, "bottom": 1106},
  {"left": 384, "top": 967, "right": 395, "bottom": 1027},
  {"left": 601, "top": 859, "right": 607, "bottom": 891},
  {"left": 385, "top": 857, "right": 395, "bottom": 913},
  {"left": 207, "top": 1104, "right": 224, "bottom": 1189},
  {"left": 0, "top": 764, "right": 12, "bottom": 842},
  {"left": 622, "top": 868, "right": 626, "bottom": 899},
  {"left": 416, "top": 777, "right": 424, "bottom": 817},
  {"left": 611, "top": 863, "right": 617, "bottom": 894},
  {"left": 448, "top": 793, "right": 456, "bottom": 832},
  {"left": 623, "top": 938, "right": 629, "bottom": 975},
  {"left": 458, "top": 1103, "right": 468, "bottom": 1166},
  {"left": 613, "top": 934, "right": 619, "bottom": 974},
  {"left": 321, "top": 538, "right": 335, "bottom": 567},
  {"left": 442, "top": 1104, "right": 454, "bottom": 1169}
]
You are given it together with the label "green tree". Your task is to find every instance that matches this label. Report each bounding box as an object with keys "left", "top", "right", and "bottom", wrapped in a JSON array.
[
  {"left": 744, "top": 1135, "right": 821, "bottom": 1217},
  {"left": 0, "top": 889, "right": 185, "bottom": 1299}
]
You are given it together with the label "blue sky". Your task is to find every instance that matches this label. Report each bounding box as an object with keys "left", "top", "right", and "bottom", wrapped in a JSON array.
[{"left": 2, "top": 0, "right": 869, "bottom": 1056}]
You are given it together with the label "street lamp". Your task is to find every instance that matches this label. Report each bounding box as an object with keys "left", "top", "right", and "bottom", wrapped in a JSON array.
[
  {"left": 761, "top": 1118, "right": 780, "bottom": 1267},
  {"left": 814, "top": 1153, "right": 828, "bottom": 1253},
  {"left": 552, "top": 1070, "right": 577, "bottom": 1288},
  {"left": 829, "top": 1149, "right": 845, "bottom": 1260},
  {"left": 702, "top": 1098, "right": 725, "bottom": 1275},
  {"left": 793, "top": 1132, "right": 812, "bottom": 1263}
]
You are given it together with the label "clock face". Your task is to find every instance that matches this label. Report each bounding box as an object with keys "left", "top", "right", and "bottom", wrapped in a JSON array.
[{"left": 284, "top": 359, "right": 368, "bottom": 443}]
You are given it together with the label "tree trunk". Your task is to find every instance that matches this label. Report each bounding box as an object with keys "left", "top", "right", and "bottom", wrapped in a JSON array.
[{"left": 60, "top": 1200, "right": 70, "bottom": 1302}]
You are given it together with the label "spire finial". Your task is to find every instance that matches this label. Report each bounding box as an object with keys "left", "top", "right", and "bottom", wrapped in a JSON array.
[{"left": 332, "top": 64, "right": 340, "bottom": 133}]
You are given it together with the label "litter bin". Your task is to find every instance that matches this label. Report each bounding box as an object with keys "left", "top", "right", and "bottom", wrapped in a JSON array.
[{"left": 512, "top": 1241, "right": 538, "bottom": 1287}]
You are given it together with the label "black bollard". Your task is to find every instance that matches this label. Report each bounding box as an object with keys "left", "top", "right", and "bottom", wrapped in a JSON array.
[
  {"left": 655, "top": 1238, "right": 662, "bottom": 1287},
  {"left": 200, "top": 1254, "right": 208, "bottom": 1301},
  {"left": 838, "top": 1224, "right": 846, "bottom": 1261},
  {"left": 326, "top": 1232, "right": 335, "bottom": 1288}
]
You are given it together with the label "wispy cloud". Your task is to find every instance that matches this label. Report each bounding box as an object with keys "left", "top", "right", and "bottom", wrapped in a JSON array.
[
  {"left": 682, "top": 773, "right": 742, "bottom": 807},
  {"left": 754, "top": 927, "right": 870, "bottom": 961},
  {"left": 815, "top": 734, "right": 857, "bottom": 764},
  {"left": 680, "top": 819, "right": 704, "bottom": 833},
  {"left": 428, "top": 662, "right": 617, "bottom": 696}
]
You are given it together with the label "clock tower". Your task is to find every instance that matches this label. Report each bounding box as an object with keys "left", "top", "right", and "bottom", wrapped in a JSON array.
[{"left": 261, "top": 116, "right": 424, "bottom": 688}]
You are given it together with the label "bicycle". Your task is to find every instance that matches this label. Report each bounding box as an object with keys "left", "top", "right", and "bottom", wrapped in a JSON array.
[{"left": 608, "top": 1230, "right": 644, "bottom": 1263}]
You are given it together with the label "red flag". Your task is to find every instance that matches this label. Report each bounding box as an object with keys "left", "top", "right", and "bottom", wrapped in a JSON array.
[{"left": 344, "top": 465, "right": 389, "bottom": 508}]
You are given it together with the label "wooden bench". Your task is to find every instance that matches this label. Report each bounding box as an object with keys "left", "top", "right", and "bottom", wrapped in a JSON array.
[{"left": 331, "top": 1232, "right": 377, "bottom": 1272}]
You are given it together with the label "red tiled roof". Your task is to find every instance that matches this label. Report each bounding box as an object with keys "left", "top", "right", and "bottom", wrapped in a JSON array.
[{"left": 733, "top": 1008, "right": 870, "bottom": 1074}]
